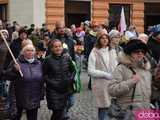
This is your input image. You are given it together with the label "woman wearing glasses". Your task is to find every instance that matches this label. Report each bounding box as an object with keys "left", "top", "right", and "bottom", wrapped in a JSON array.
[{"left": 108, "top": 39, "right": 152, "bottom": 110}]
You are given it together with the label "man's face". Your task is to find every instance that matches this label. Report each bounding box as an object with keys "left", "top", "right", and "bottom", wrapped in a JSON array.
[{"left": 57, "top": 25, "right": 65, "bottom": 35}]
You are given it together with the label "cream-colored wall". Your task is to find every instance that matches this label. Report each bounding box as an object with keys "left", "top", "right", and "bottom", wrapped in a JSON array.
[
  {"left": 9, "top": 0, "right": 33, "bottom": 26},
  {"left": 9, "top": 0, "right": 45, "bottom": 27}
]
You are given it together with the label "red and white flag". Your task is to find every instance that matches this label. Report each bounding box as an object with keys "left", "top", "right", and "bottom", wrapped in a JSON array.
[{"left": 119, "top": 7, "right": 127, "bottom": 35}]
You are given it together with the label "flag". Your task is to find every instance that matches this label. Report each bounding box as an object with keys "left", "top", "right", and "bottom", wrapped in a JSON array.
[{"left": 119, "top": 7, "right": 127, "bottom": 35}]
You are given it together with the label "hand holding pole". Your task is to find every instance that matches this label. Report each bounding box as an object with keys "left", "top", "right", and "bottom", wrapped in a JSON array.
[{"left": 0, "top": 30, "right": 23, "bottom": 77}]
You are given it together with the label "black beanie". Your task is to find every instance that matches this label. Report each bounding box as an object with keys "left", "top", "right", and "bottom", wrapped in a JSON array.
[{"left": 123, "top": 39, "right": 148, "bottom": 55}]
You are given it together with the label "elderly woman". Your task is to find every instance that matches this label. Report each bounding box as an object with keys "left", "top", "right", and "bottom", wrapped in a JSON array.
[
  {"left": 43, "top": 39, "right": 75, "bottom": 120},
  {"left": 88, "top": 30, "right": 118, "bottom": 120},
  {"left": 108, "top": 30, "right": 123, "bottom": 54},
  {"left": 108, "top": 39, "right": 152, "bottom": 110},
  {"left": 4, "top": 44, "right": 44, "bottom": 120}
]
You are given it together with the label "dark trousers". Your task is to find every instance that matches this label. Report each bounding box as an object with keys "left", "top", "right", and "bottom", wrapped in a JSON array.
[
  {"left": 98, "top": 108, "right": 110, "bottom": 120},
  {"left": 88, "top": 76, "right": 92, "bottom": 90},
  {"left": 51, "top": 109, "right": 66, "bottom": 120},
  {"left": 13, "top": 107, "right": 38, "bottom": 120}
]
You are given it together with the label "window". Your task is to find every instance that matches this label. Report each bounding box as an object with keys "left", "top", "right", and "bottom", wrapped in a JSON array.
[
  {"left": 109, "top": 4, "right": 130, "bottom": 30},
  {"left": 0, "top": 4, "right": 7, "bottom": 22}
]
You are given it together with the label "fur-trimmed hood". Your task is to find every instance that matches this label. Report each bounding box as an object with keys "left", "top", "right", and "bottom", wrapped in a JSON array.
[{"left": 118, "top": 51, "right": 151, "bottom": 70}]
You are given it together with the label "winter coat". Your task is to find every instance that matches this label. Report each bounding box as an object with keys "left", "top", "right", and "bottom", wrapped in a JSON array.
[
  {"left": 0, "top": 41, "right": 8, "bottom": 77},
  {"left": 88, "top": 47, "right": 118, "bottom": 108},
  {"left": 108, "top": 52, "right": 152, "bottom": 109},
  {"left": 152, "top": 61, "right": 160, "bottom": 101},
  {"left": 43, "top": 53, "right": 75, "bottom": 110},
  {"left": 84, "top": 32, "right": 97, "bottom": 61},
  {"left": 4, "top": 55, "right": 44, "bottom": 110}
]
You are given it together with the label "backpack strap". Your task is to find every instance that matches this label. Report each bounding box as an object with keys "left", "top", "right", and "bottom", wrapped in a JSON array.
[{"left": 128, "top": 66, "right": 136, "bottom": 102}]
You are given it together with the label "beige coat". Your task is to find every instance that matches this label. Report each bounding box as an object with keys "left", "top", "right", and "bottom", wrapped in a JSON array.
[
  {"left": 88, "top": 47, "right": 118, "bottom": 108},
  {"left": 108, "top": 52, "right": 152, "bottom": 109}
]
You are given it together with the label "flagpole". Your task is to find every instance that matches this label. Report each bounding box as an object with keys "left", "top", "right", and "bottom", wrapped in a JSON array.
[
  {"left": 119, "top": 6, "right": 127, "bottom": 35},
  {"left": 0, "top": 30, "right": 23, "bottom": 77}
]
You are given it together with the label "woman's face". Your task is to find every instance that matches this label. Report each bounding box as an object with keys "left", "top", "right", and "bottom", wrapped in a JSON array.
[
  {"left": 111, "top": 36, "right": 120, "bottom": 46},
  {"left": 23, "top": 47, "right": 35, "bottom": 59},
  {"left": 130, "top": 49, "right": 145, "bottom": 62},
  {"left": 100, "top": 35, "right": 109, "bottom": 48},
  {"left": 51, "top": 41, "right": 63, "bottom": 56},
  {"left": 20, "top": 32, "right": 27, "bottom": 40}
]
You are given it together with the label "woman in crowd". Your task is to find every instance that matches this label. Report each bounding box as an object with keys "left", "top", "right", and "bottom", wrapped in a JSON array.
[
  {"left": 88, "top": 30, "right": 118, "bottom": 120},
  {"left": 108, "top": 29, "right": 123, "bottom": 54},
  {"left": 43, "top": 39, "right": 75, "bottom": 120},
  {"left": 138, "top": 34, "right": 158, "bottom": 107},
  {"left": 108, "top": 39, "right": 152, "bottom": 110},
  {"left": 4, "top": 44, "right": 44, "bottom": 120},
  {"left": 151, "top": 59, "right": 160, "bottom": 108},
  {"left": 147, "top": 31, "right": 160, "bottom": 63}
]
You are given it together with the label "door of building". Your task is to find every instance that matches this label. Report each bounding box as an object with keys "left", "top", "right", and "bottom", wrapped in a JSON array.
[
  {"left": 0, "top": 4, "right": 7, "bottom": 22},
  {"left": 65, "top": 0, "right": 91, "bottom": 27},
  {"left": 109, "top": 4, "right": 130, "bottom": 30},
  {"left": 144, "top": 3, "right": 160, "bottom": 32}
]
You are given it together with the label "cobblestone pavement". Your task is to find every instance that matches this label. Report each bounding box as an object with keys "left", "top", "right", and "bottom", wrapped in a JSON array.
[{"left": 22, "top": 69, "right": 97, "bottom": 120}]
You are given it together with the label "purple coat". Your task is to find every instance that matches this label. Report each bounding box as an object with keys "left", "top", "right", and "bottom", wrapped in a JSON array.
[{"left": 5, "top": 55, "right": 44, "bottom": 110}]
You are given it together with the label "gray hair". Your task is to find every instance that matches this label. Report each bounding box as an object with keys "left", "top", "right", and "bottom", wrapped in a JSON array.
[{"left": 21, "top": 44, "right": 36, "bottom": 55}]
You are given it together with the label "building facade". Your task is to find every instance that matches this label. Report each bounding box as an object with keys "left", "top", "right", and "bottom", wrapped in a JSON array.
[
  {"left": 0, "top": 0, "right": 45, "bottom": 27},
  {"left": 46, "top": 0, "right": 144, "bottom": 32},
  {"left": 0, "top": 0, "right": 160, "bottom": 32}
]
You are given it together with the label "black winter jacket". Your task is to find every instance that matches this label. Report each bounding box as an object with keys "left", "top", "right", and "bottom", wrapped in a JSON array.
[{"left": 43, "top": 53, "right": 74, "bottom": 110}]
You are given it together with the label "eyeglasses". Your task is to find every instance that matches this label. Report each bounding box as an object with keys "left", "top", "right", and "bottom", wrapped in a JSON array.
[
  {"left": 112, "top": 36, "right": 121, "bottom": 39},
  {"left": 133, "top": 49, "right": 146, "bottom": 54}
]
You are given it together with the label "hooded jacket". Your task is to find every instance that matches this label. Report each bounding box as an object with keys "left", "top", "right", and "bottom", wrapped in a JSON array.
[{"left": 108, "top": 52, "right": 152, "bottom": 109}]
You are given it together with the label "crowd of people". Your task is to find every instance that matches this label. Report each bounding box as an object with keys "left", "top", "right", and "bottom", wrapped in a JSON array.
[{"left": 0, "top": 19, "right": 160, "bottom": 120}]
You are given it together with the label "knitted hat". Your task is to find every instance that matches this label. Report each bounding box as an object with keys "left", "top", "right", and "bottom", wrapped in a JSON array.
[
  {"left": 96, "top": 30, "right": 109, "bottom": 40},
  {"left": 123, "top": 39, "right": 148, "bottom": 55}
]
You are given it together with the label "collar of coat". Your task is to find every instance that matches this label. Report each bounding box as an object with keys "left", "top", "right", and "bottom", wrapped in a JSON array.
[
  {"left": 118, "top": 52, "right": 151, "bottom": 70},
  {"left": 18, "top": 55, "right": 39, "bottom": 64}
]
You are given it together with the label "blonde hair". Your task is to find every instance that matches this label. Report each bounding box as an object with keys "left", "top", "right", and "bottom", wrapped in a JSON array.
[{"left": 21, "top": 39, "right": 33, "bottom": 48}]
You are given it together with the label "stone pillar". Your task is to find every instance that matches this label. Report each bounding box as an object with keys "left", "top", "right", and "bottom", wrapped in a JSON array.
[
  {"left": 46, "top": 0, "right": 64, "bottom": 31},
  {"left": 132, "top": 2, "right": 144, "bottom": 33},
  {"left": 9, "top": 0, "right": 45, "bottom": 27},
  {"left": 33, "top": 0, "right": 45, "bottom": 27},
  {"left": 92, "top": 0, "right": 109, "bottom": 24}
]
